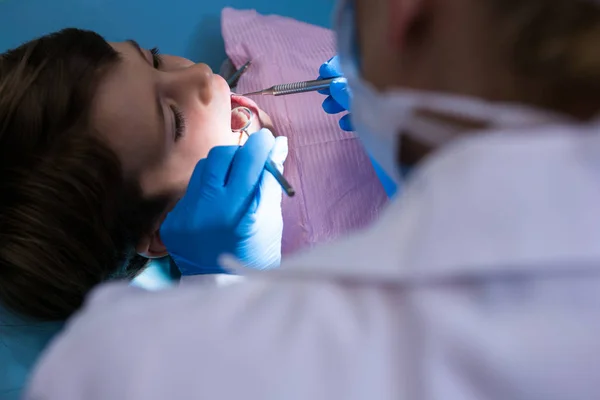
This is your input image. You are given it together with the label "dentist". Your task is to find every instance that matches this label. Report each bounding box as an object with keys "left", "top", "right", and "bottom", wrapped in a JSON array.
[{"left": 25, "top": 0, "right": 600, "bottom": 398}]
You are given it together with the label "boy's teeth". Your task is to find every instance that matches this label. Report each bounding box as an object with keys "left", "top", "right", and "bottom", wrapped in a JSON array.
[{"left": 231, "top": 107, "right": 250, "bottom": 131}]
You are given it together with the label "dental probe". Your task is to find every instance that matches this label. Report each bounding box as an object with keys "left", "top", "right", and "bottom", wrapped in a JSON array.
[{"left": 241, "top": 78, "right": 336, "bottom": 97}]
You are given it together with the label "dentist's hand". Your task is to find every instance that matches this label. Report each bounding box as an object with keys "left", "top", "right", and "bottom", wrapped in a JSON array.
[
  {"left": 319, "top": 56, "right": 398, "bottom": 198},
  {"left": 318, "top": 55, "right": 353, "bottom": 132},
  {"left": 160, "top": 129, "right": 288, "bottom": 275}
]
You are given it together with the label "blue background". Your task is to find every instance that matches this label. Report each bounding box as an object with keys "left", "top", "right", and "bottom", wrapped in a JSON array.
[{"left": 0, "top": 0, "right": 335, "bottom": 70}]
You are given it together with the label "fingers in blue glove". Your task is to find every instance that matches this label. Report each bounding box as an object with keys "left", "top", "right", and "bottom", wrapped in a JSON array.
[
  {"left": 228, "top": 129, "right": 275, "bottom": 204},
  {"left": 329, "top": 78, "right": 351, "bottom": 110},
  {"left": 203, "top": 145, "right": 239, "bottom": 187},
  {"left": 181, "top": 158, "right": 207, "bottom": 203},
  {"left": 319, "top": 56, "right": 343, "bottom": 79},
  {"left": 317, "top": 76, "right": 331, "bottom": 96},
  {"left": 318, "top": 56, "right": 342, "bottom": 93},
  {"left": 322, "top": 96, "right": 346, "bottom": 114},
  {"left": 318, "top": 56, "right": 343, "bottom": 95},
  {"left": 339, "top": 114, "right": 354, "bottom": 132}
]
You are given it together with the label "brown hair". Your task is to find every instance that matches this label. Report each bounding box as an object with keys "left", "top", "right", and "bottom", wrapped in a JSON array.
[
  {"left": 488, "top": 0, "right": 600, "bottom": 119},
  {"left": 0, "top": 29, "right": 167, "bottom": 321}
]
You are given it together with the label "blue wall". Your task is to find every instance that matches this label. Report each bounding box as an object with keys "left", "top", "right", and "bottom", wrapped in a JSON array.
[{"left": 0, "top": 0, "right": 335, "bottom": 70}]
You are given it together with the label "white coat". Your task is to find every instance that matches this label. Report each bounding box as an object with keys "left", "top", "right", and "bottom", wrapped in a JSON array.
[{"left": 24, "top": 123, "right": 600, "bottom": 400}]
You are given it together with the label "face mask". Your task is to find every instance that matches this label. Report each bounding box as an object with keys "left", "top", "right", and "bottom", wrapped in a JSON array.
[{"left": 334, "top": 0, "right": 568, "bottom": 184}]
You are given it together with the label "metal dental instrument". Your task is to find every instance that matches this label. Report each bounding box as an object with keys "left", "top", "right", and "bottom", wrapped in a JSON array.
[
  {"left": 231, "top": 106, "right": 295, "bottom": 197},
  {"left": 227, "top": 60, "right": 251, "bottom": 88},
  {"left": 242, "top": 78, "right": 336, "bottom": 97},
  {"left": 264, "top": 159, "right": 295, "bottom": 197}
]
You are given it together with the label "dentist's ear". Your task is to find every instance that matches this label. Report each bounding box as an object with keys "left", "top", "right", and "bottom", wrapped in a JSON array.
[{"left": 386, "top": 0, "right": 428, "bottom": 49}]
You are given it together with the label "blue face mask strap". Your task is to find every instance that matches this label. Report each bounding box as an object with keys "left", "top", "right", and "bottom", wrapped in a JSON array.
[{"left": 369, "top": 155, "right": 399, "bottom": 198}]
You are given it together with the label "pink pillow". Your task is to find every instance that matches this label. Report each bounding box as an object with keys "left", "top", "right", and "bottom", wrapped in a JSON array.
[{"left": 222, "top": 8, "right": 388, "bottom": 255}]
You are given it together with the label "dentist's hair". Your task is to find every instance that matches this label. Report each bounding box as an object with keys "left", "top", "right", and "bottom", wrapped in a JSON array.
[
  {"left": 489, "top": 0, "right": 600, "bottom": 118},
  {"left": 0, "top": 29, "right": 167, "bottom": 320}
]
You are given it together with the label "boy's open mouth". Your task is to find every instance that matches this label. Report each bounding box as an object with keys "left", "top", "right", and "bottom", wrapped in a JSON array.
[{"left": 230, "top": 94, "right": 259, "bottom": 131}]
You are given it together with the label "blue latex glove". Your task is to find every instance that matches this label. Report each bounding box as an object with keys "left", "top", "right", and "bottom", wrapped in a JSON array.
[
  {"left": 318, "top": 56, "right": 398, "bottom": 198},
  {"left": 318, "top": 56, "right": 354, "bottom": 132},
  {"left": 159, "top": 129, "right": 288, "bottom": 275}
]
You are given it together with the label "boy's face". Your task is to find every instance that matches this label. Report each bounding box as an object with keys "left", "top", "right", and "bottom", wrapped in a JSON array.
[{"left": 91, "top": 41, "right": 271, "bottom": 256}]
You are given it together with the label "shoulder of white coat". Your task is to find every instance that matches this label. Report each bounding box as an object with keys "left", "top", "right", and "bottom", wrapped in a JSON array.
[{"left": 226, "top": 123, "right": 600, "bottom": 285}]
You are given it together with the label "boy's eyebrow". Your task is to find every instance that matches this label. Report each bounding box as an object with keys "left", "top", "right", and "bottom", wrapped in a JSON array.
[
  {"left": 124, "top": 39, "right": 166, "bottom": 140},
  {"left": 126, "top": 39, "right": 150, "bottom": 65}
]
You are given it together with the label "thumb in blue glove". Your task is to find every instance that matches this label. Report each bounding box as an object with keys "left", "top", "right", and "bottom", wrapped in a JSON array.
[
  {"left": 236, "top": 134, "right": 288, "bottom": 269},
  {"left": 159, "top": 129, "right": 288, "bottom": 275},
  {"left": 318, "top": 55, "right": 354, "bottom": 132}
]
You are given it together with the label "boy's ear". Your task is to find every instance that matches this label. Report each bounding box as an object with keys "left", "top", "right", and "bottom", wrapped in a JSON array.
[{"left": 136, "top": 229, "right": 167, "bottom": 258}]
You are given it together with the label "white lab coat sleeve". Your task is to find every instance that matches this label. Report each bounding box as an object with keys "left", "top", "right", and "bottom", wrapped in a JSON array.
[
  {"left": 24, "top": 272, "right": 600, "bottom": 400},
  {"left": 23, "top": 276, "right": 410, "bottom": 400}
]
